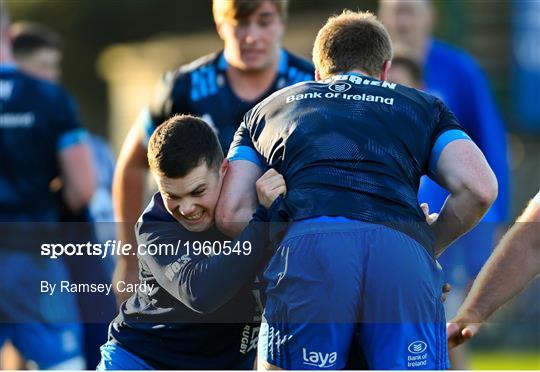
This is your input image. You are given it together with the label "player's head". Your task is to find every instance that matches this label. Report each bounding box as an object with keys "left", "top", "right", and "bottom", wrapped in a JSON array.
[
  {"left": 11, "top": 22, "right": 64, "bottom": 82},
  {"left": 148, "top": 115, "right": 228, "bottom": 232},
  {"left": 378, "top": 0, "right": 433, "bottom": 51},
  {"left": 213, "top": 0, "right": 287, "bottom": 72},
  {"left": 312, "top": 10, "right": 393, "bottom": 80},
  {"left": 387, "top": 52, "right": 423, "bottom": 89}
]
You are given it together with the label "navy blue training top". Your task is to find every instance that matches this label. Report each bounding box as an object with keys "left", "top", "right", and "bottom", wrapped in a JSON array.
[
  {"left": 0, "top": 64, "right": 87, "bottom": 222},
  {"left": 109, "top": 193, "right": 270, "bottom": 369},
  {"left": 138, "top": 49, "right": 314, "bottom": 151},
  {"left": 228, "top": 72, "right": 470, "bottom": 249}
]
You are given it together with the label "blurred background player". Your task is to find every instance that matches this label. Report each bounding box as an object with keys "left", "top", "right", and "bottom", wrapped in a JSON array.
[
  {"left": 0, "top": 1, "right": 95, "bottom": 369},
  {"left": 447, "top": 190, "right": 540, "bottom": 349},
  {"left": 379, "top": 1, "right": 511, "bottom": 368},
  {"left": 9, "top": 21, "right": 117, "bottom": 369},
  {"left": 112, "top": 0, "right": 313, "bottom": 303}
]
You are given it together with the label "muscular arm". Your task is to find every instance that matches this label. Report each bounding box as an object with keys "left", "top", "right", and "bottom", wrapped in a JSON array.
[
  {"left": 447, "top": 196, "right": 540, "bottom": 348},
  {"left": 112, "top": 122, "right": 149, "bottom": 303},
  {"left": 430, "top": 139, "right": 498, "bottom": 257},
  {"left": 215, "top": 160, "right": 262, "bottom": 237}
]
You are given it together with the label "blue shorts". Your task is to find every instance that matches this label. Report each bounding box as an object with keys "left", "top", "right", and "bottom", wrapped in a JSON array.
[
  {"left": 97, "top": 341, "right": 153, "bottom": 370},
  {"left": 258, "top": 217, "right": 449, "bottom": 370},
  {"left": 0, "top": 251, "right": 83, "bottom": 369}
]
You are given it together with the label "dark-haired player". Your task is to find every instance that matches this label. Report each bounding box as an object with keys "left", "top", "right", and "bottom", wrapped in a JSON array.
[{"left": 99, "top": 115, "right": 285, "bottom": 369}]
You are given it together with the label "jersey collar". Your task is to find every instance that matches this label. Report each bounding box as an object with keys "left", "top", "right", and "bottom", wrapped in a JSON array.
[{"left": 217, "top": 49, "right": 288, "bottom": 74}]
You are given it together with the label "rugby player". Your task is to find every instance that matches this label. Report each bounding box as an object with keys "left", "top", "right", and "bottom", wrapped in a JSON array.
[
  {"left": 0, "top": 2, "right": 95, "bottom": 369},
  {"left": 99, "top": 115, "right": 285, "bottom": 369},
  {"left": 218, "top": 11, "right": 498, "bottom": 369},
  {"left": 447, "top": 191, "right": 540, "bottom": 348},
  {"left": 10, "top": 22, "right": 117, "bottom": 369},
  {"left": 112, "top": 0, "right": 313, "bottom": 302}
]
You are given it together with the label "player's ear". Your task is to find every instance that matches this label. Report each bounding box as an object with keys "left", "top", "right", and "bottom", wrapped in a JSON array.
[
  {"left": 215, "top": 22, "right": 226, "bottom": 41},
  {"left": 380, "top": 60, "right": 392, "bottom": 81},
  {"left": 315, "top": 69, "right": 322, "bottom": 81},
  {"left": 219, "top": 158, "right": 229, "bottom": 178}
]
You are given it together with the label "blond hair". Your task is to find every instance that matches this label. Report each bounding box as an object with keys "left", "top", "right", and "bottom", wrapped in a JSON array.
[
  {"left": 212, "top": 0, "right": 288, "bottom": 24},
  {"left": 313, "top": 10, "right": 393, "bottom": 79}
]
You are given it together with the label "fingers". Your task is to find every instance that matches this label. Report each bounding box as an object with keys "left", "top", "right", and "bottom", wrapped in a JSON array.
[
  {"left": 256, "top": 169, "right": 287, "bottom": 208},
  {"left": 421, "top": 202, "right": 429, "bottom": 216},
  {"left": 446, "top": 321, "right": 481, "bottom": 349}
]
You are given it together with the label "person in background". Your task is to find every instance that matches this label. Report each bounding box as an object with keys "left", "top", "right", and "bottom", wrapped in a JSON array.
[
  {"left": 379, "top": 1, "right": 511, "bottom": 368},
  {"left": 10, "top": 21, "right": 117, "bottom": 369},
  {"left": 112, "top": 0, "right": 313, "bottom": 304},
  {"left": 0, "top": 1, "right": 95, "bottom": 369}
]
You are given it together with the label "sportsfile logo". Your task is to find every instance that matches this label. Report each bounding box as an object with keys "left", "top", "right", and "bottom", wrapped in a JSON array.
[{"left": 302, "top": 348, "right": 338, "bottom": 368}]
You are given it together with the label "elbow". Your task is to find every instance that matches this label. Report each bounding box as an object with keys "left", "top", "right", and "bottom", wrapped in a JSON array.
[
  {"left": 64, "top": 177, "right": 96, "bottom": 212},
  {"left": 471, "top": 176, "right": 498, "bottom": 213},
  {"left": 184, "top": 296, "right": 222, "bottom": 314},
  {"left": 215, "top": 202, "right": 245, "bottom": 237}
]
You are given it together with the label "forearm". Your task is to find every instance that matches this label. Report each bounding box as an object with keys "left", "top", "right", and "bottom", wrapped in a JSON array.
[
  {"left": 432, "top": 189, "right": 492, "bottom": 257},
  {"left": 215, "top": 160, "right": 262, "bottom": 237},
  {"left": 457, "top": 214, "right": 540, "bottom": 321}
]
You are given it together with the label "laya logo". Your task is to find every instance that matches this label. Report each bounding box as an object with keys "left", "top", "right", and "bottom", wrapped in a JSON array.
[
  {"left": 408, "top": 341, "right": 428, "bottom": 354},
  {"left": 302, "top": 348, "right": 337, "bottom": 368},
  {"left": 329, "top": 82, "right": 351, "bottom": 93}
]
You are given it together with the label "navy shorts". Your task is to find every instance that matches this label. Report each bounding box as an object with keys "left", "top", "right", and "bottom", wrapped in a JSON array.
[{"left": 258, "top": 217, "right": 449, "bottom": 370}]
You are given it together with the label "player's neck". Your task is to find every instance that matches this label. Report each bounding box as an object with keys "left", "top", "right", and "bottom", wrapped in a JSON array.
[{"left": 226, "top": 59, "right": 279, "bottom": 102}]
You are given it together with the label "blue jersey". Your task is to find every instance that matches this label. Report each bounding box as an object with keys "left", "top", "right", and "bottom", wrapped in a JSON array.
[
  {"left": 0, "top": 65, "right": 87, "bottom": 222},
  {"left": 421, "top": 39, "right": 509, "bottom": 222},
  {"left": 229, "top": 72, "right": 468, "bottom": 250},
  {"left": 139, "top": 49, "right": 313, "bottom": 151},
  {"left": 109, "top": 193, "right": 271, "bottom": 369}
]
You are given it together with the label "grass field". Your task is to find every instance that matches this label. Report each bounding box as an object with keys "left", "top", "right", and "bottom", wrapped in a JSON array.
[{"left": 471, "top": 351, "right": 540, "bottom": 370}]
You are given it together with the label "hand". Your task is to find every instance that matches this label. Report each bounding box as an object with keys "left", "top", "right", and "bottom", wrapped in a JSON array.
[
  {"left": 421, "top": 202, "right": 439, "bottom": 225},
  {"left": 446, "top": 313, "right": 483, "bottom": 349},
  {"left": 256, "top": 169, "right": 286, "bottom": 209}
]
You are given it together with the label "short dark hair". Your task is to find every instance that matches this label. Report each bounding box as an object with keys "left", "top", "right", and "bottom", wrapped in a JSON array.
[
  {"left": 148, "top": 115, "right": 224, "bottom": 178},
  {"left": 11, "top": 22, "right": 64, "bottom": 57},
  {"left": 213, "top": 0, "right": 288, "bottom": 24},
  {"left": 313, "top": 10, "right": 393, "bottom": 79}
]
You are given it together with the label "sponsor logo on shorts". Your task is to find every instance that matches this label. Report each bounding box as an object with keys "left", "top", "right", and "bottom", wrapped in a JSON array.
[
  {"left": 406, "top": 340, "right": 429, "bottom": 368},
  {"left": 302, "top": 348, "right": 337, "bottom": 368},
  {"left": 408, "top": 340, "right": 427, "bottom": 354}
]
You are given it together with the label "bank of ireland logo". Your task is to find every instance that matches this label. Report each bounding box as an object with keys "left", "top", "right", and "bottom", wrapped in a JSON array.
[
  {"left": 408, "top": 340, "right": 428, "bottom": 354},
  {"left": 329, "top": 82, "right": 352, "bottom": 93}
]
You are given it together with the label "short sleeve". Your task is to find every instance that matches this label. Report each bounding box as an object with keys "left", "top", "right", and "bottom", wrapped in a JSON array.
[
  {"left": 55, "top": 90, "right": 88, "bottom": 151},
  {"left": 227, "top": 113, "right": 264, "bottom": 169}
]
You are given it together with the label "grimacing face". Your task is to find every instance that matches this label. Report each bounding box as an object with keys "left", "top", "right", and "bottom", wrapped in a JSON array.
[
  {"left": 155, "top": 160, "right": 228, "bottom": 232},
  {"left": 217, "top": 0, "right": 285, "bottom": 72}
]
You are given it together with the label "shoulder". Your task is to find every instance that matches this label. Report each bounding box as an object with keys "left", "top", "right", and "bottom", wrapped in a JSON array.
[
  {"left": 282, "top": 49, "right": 314, "bottom": 73},
  {"left": 139, "top": 193, "right": 176, "bottom": 223},
  {"left": 159, "top": 52, "right": 222, "bottom": 90}
]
